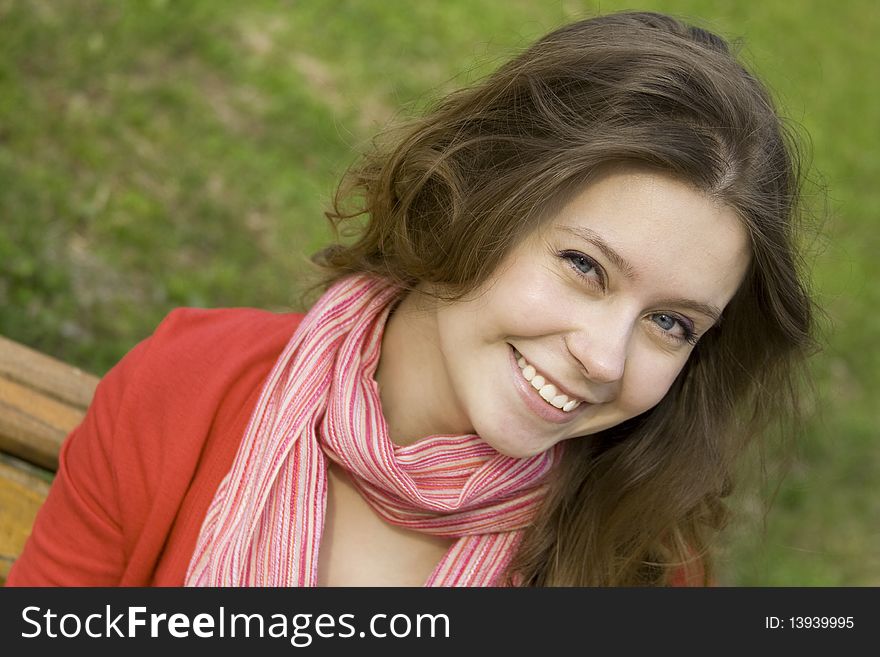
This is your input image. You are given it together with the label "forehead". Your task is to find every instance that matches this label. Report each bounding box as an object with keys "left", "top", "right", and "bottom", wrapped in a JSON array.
[{"left": 542, "top": 167, "right": 751, "bottom": 299}]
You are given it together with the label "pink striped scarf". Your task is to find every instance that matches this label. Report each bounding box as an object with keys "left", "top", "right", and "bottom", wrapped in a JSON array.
[{"left": 185, "top": 274, "right": 563, "bottom": 586}]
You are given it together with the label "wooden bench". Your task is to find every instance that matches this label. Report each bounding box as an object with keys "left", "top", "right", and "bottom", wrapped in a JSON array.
[{"left": 0, "top": 335, "right": 99, "bottom": 585}]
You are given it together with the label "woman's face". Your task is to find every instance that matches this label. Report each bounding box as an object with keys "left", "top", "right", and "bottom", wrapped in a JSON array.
[{"left": 422, "top": 165, "right": 751, "bottom": 458}]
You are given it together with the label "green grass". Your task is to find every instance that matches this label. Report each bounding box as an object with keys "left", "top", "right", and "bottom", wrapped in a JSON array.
[{"left": 1, "top": 0, "right": 876, "bottom": 585}]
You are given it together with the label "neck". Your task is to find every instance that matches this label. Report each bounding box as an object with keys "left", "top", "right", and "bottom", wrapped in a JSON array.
[{"left": 373, "top": 287, "right": 474, "bottom": 446}]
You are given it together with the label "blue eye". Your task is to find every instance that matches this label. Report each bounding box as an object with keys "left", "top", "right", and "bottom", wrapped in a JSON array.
[
  {"left": 560, "top": 251, "right": 604, "bottom": 287},
  {"left": 569, "top": 254, "right": 595, "bottom": 274},
  {"left": 651, "top": 313, "right": 698, "bottom": 345},
  {"left": 654, "top": 314, "right": 677, "bottom": 331}
]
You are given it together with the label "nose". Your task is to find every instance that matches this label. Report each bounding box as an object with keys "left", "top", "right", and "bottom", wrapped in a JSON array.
[{"left": 564, "top": 320, "right": 629, "bottom": 389}]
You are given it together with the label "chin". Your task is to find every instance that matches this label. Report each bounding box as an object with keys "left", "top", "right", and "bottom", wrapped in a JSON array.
[{"left": 477, "top": 428, "right": 558, "bottom": 460}]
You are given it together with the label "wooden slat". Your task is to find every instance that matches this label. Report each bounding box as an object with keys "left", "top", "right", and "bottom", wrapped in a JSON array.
[
  {"left": 0, "top": 336, "right": 97, "bottom": 469},
  {"left": 0, "top": 377, "right": 86, "bottom": 470},
  {"left": 0, "top": 335, "right": 99, "bottom": 410},
  {"left": 0, "top": 456, "right": 52, "bottom": 586}
]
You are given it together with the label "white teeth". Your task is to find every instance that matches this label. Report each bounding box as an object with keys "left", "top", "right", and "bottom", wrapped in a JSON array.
[
  {"left": 539, "top": 384, "right": 557, "bottom": 402},
  {"left": 513, "top": 347, "right": 584, "bottom": 413}
]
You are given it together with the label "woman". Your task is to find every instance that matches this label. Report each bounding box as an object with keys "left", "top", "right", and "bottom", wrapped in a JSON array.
[{"left": 7, "top": 11, "right": 818, "bottom": 587}]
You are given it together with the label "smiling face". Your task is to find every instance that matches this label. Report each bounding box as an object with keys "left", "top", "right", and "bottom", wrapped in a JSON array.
[{"left": 376, "top": 165, "right": 752, "bottom": 458}]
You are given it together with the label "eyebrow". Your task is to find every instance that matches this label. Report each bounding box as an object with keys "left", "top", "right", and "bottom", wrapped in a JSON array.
[
  {"left": 558, "top": 225, "right": 638, "bottom": 280},
  {"left": 556, "top": 225, "right": 724, "bottom": 324}
]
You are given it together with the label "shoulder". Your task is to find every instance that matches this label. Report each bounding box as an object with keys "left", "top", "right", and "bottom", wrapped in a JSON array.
[
  {"left": 145, "top": 306, "right": 304, "bottom": 371},
  {"left": 104, "top": 306, "right": 307, "bottom": 495},
  {"left": 104, "top": 307, "right": 307, "bottom": 579},
  {"left": 101, "top": 307, "right": 305, "bottom": 425},
  {"left": 112, "top": 306, "right": 306, "bottom": 451},
  {"left": 104, "top": 306, "right": 307, "bottom": 538}
]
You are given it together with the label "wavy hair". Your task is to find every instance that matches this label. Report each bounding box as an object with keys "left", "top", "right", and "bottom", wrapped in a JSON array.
[{"left": 310, "top": 11, "right": 821, "bottom": 585}]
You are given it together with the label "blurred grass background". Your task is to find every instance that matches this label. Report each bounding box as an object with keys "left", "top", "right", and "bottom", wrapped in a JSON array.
[{"left": 0, "top": 0, "right": 876, "bottom": 585}]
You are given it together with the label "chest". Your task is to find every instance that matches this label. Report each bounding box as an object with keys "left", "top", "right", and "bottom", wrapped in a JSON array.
[{"left": 316, "top": 462, "right": 454, "bottom": 586}]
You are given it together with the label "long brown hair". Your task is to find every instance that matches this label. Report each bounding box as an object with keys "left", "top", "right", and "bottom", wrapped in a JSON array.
[{"left": 310, "top": 11, "right": 821, "bottom": 585}]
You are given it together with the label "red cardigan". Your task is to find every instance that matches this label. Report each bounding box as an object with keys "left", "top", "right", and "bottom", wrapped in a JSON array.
[
  {"left": 7, "top": 307, "right": 700, "bottom": 586},
  {"left": 8, "top": 307, "right": 304, "bottom": 586}
]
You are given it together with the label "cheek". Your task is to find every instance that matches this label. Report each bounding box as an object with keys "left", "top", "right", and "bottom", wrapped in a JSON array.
[
  {"left": 619, "top": 354, "right": 686, "bottom": 413},
  {"left": 486, "top": 262, "right": 576, "bottom": 333}
]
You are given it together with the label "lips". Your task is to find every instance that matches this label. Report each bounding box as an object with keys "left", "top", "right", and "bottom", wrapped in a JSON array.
[
  {"left": 513, "top": 348, "right": 583, "bottom": 412},
  {"left": 508, "top": 344, "right": 589, "bottom": 424}
]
